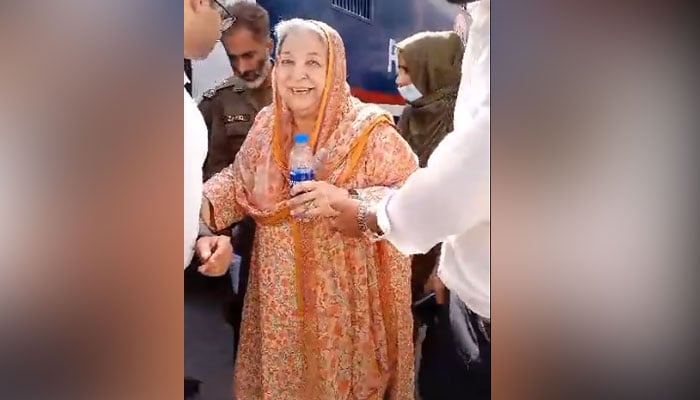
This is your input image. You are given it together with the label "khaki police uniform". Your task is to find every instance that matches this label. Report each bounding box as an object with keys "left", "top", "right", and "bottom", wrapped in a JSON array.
[{"left": 198, "top": 75, "right": 273, "bottom": 181}]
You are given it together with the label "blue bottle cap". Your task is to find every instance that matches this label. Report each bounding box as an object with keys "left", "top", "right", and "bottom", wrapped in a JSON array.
[{"left": 294, "top": 133, "right": 310, "bottom": 143}]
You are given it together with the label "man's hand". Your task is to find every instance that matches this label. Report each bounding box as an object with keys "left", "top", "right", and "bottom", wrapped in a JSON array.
[
  {"left": 195, "top": 235, "right": 233, "bottom": 277},
  {"left": 329, "top": 198, "right": 363, "bottom": 237}
]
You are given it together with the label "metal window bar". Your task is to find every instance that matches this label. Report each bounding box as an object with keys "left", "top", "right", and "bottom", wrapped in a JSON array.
[{"left": 331, "top": 0, "right": 372, "bottom": 20}]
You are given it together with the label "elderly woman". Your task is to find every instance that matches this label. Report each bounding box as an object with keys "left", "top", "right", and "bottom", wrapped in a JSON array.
[{"left": 201, "top": 19, "right": 417, "bottom": 399}]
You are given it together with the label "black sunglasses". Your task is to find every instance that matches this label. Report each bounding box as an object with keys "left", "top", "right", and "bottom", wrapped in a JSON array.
[{"left": 212, "top": 0, "right": 235, "bottom": 32}]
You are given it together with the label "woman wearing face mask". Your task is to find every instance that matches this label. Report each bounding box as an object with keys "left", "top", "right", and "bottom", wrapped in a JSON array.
[
  {"left": 396, "top": 31, "right": 464, "bottom": 167},
  {"left": 201, "top": 19, "right": 418, "bottom": 399},
  {"left": 394, "top": 31, "right": 464, "bottom": 316}
]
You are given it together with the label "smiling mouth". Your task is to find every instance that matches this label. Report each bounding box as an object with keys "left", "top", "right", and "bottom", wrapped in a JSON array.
[{"left": 290, "top": 88, "right": 313, "bottom": 95}]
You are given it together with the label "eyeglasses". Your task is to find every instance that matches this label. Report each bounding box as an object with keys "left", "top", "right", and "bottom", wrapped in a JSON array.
[{"left": 212, "top": 0, "right": 235, "bottom": 32}]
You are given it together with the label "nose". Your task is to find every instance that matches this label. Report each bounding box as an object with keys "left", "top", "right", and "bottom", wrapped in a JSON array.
[
  {"left": 395, "top": 72, "right": 410, "bottom": 88},
  {"left": 236, "top": 58, "right": 253, "bottom": 74},
  {"left": 291, "top": 63, "right": 309, "bottom": 81}
]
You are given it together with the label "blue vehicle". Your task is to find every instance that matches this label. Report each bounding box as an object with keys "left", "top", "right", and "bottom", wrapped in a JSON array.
[{"left": 258, "top": 0, "right": 466, "bottom": 117}]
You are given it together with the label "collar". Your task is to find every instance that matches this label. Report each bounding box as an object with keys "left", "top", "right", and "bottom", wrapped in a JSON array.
[
  {"left": 469, "top": 0, "right": 490, "bottom": 21},
  {"left": 184, "top": 72, "right": 190, "bottom": 86}
]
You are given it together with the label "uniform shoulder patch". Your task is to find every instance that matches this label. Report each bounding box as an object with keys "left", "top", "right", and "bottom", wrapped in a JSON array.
[{"left": 202, "top": 77, "right": 237, "bottom": 99}]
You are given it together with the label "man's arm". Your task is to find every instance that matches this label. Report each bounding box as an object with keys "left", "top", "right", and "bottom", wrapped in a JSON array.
[{"left": 374, "top": 92, "right": 490, "bottom": 255}]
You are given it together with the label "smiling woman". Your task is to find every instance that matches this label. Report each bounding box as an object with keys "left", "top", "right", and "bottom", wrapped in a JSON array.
[
  {"left": 201, "top": 18, "right": 419, "bottom": 400},
  {"left": 274, "top": 19, "right": 330, "bottom": 133}
]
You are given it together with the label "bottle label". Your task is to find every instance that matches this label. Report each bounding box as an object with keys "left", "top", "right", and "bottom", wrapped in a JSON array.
[{"left": 290, "top": 168, "right": 315, "bottom": 186}]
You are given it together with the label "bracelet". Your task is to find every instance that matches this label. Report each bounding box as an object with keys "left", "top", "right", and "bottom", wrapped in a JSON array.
[{"left": 357, "top": 200, "right": 370, "bottom": 233}]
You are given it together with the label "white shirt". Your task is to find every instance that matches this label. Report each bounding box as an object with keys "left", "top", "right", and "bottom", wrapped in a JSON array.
[
  {"left": 184, "top": 73, "right": 208, "bottom": 267},
  {"left": 377, "top": 0, "right": 490, "bottom": 318}
]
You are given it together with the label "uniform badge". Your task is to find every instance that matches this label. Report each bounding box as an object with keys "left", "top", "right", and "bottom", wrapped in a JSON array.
[
  {"left": 224, "top": 114, "right": 251, "bottom": 123},
  {"left": 203, "top": 89, "right": 216, "bottom": 99}
]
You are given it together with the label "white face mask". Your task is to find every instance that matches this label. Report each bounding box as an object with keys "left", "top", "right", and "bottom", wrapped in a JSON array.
[{"left": 398, "top": 84, "right": 423, "bottom": 102}]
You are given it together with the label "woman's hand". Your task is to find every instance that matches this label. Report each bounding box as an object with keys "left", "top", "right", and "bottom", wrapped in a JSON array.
[
  {"left": 328, "top": 198, "right": 363, "bottom": 237},
  {"left": 241, "top": 159, "right": 286, "bottom": 211},
  {"left": 288, "top": 181, "right": 348, "bottom": 219}
]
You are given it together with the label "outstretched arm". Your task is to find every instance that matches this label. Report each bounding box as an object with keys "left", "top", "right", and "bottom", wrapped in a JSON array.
[
  {"left": 201, "top": 163, "right": 245, "bottom": 231},
  {"left": 373, "top": 82, "right": 490, "bottom": 255}
]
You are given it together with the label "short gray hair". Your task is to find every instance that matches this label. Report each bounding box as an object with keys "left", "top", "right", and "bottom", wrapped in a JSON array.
[
  {"left": 222, "top": 1, "right": 270, "bottom": 41},
  {"left": 274, "top": 18, "right": 327, "bottom": 55}
]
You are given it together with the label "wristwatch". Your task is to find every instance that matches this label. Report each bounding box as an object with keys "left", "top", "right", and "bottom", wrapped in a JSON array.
[{"left": 358, "top": 201, "right": 385, "bottom": 239}]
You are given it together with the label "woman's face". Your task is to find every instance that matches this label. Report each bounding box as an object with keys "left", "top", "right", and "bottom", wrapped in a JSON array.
[
  {"left": 395, "top": 53, "right": 413, "bottom": 88},
  {"left": 276, "top": 29, "right": 328, "bottom": 120}
]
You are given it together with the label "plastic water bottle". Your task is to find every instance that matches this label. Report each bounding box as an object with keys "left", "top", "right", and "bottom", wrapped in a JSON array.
[{"left": 289, "top": 133, "right": 315, "bottom": 188}]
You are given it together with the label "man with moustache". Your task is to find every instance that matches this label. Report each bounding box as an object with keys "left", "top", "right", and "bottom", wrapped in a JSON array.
[
  {"left": 199, "top": 1, "right": 273, "bottom": 181},
  {"left": 327, "top": 1, "right": 490, "bottom": 398},
  {"left": 197, "top": 1, "right": 274, "bottom": 362}
]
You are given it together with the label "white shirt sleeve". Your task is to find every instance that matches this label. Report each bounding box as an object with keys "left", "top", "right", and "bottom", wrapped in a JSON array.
[{"left": 377, "top": 40, "right": 490, "bottom": 255}]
